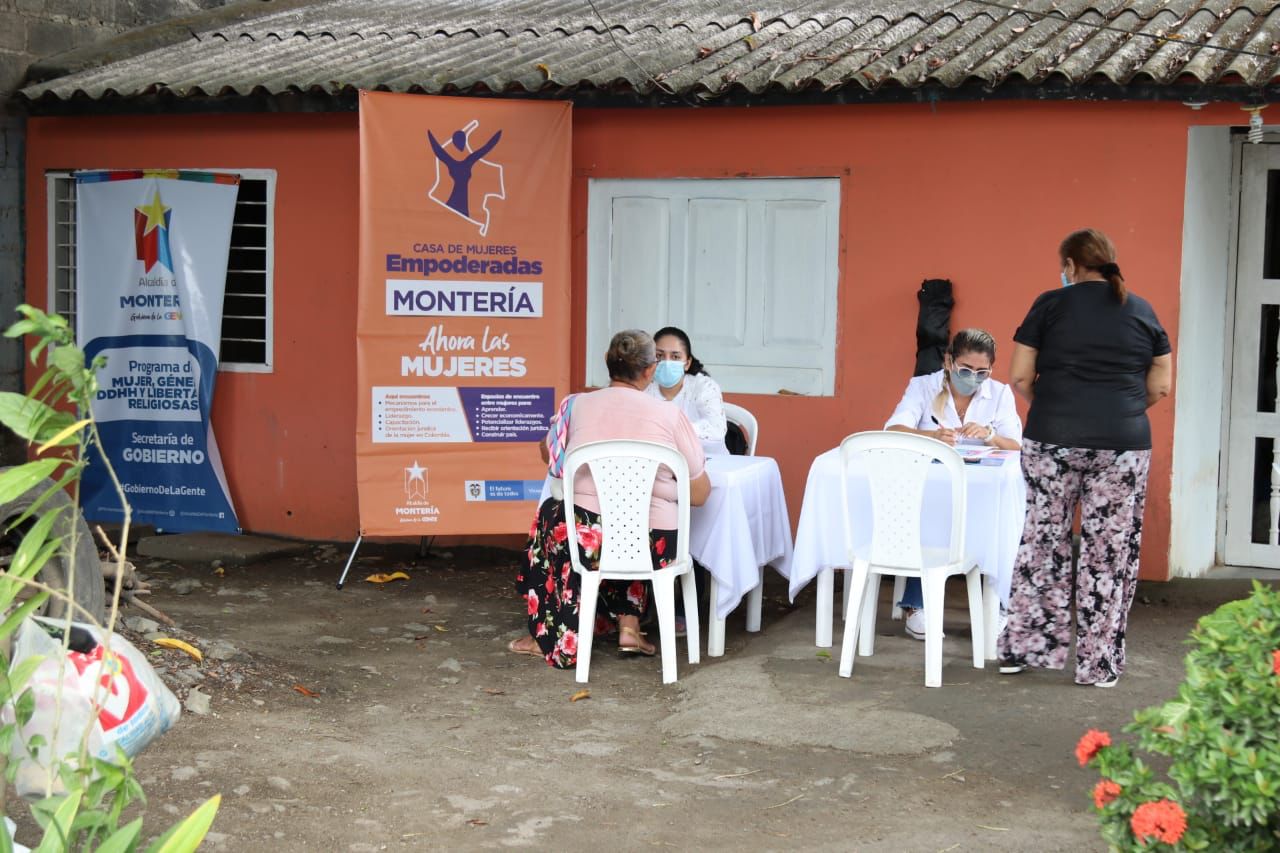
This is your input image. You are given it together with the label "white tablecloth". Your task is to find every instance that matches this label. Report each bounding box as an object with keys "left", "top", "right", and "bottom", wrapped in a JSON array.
[
  {"left": 539, "top": 454, "right": 793, "bottom": 621},
  {"left": 693, "top": 455, "right": 793, "bottom": 619},
  {"left": 786, "top": 448, "right": 1026, "bottom": 605}
]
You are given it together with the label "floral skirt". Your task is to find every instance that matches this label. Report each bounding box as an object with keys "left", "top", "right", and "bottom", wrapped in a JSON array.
[
  {"left": 515, "top": 498, "right": 678, "bottom": 668},
  {"left": 998, "top": 439, "right": 1151, "bottom": 684}
]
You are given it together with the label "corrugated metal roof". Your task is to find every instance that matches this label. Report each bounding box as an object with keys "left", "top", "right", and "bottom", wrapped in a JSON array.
[{"left": 18, "top": 0, "right": 1280, "bottom": 105}]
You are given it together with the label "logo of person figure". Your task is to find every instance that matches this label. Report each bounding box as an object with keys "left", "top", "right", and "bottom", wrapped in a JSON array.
[{"left": 427, "top": 121, "right": 505, "bottom": 236}]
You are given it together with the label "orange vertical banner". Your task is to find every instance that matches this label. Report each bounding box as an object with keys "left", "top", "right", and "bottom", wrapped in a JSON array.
[{"left": 357, "top": 92, "right": 570, "bottom": 535}]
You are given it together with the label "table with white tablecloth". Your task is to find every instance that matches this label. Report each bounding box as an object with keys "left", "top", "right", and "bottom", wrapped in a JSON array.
[
  {"left": 693, "top": 454, "right": 793, "bottom": 655},
  {"left": 538, "top": 453, "right": 793, "bottom": 656},
  {"left": 785, "top": 447, "right": 1026, "bottom": 648}
]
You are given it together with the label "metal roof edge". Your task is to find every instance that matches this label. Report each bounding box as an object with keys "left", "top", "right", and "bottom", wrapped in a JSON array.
[
  {"left": 22, "top": 0, "right": 318, "bottom": 86},
  {"left": 14, "top": 79, "right": 1278, "bottom": 117}
]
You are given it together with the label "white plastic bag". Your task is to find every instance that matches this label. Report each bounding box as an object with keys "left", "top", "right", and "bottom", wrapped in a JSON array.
[{"left": 4, "top": 616, "right": 181, "bottom": 797}]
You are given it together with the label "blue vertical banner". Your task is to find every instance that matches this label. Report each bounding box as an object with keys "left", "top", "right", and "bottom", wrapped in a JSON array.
[{"left": 75, "top": 170, "right": 240, "bottom": 533}]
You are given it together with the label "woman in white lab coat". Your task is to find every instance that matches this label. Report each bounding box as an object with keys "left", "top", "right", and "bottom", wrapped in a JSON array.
[
  {"left": 884, "top": 328, "right": 1023, "bottom": 639},
  {"left": 645, "top": 326, "right": 729, "bottom": 457}
]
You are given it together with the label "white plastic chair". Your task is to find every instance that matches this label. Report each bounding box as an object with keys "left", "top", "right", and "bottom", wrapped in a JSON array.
[
  {"left": 722, "top": 402, "right": 758, "bottom": 456},
  {"left": 835, "top": 431, "right": 985, "bottom": 688},
  {"left": 563, "top": 439, "right": 700, "bottom": 684}
]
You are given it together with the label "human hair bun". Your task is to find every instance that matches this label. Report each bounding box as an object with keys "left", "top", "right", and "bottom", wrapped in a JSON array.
[{"left": 606, "top": 329, "right": 655, "bottom": 382}]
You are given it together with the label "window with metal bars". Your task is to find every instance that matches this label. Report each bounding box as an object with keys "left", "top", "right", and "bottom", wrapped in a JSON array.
[{"left": 46, "top": 170, "right": 275, "bottom": 371}]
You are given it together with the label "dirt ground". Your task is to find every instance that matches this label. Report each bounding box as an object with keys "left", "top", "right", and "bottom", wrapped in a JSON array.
[{"left": 11, "top": 542, "right": 1265, "bottom": 852}]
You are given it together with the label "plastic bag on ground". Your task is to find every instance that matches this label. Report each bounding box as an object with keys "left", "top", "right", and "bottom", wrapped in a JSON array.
[{"left": 4, "top": 616, "right": 181, "bottom": 798}]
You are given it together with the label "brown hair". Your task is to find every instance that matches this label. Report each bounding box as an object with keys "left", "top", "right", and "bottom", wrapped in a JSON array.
[
  {"left": 1059, "top": 228, "right": 1127, "bottom": 304},
  {"left": 605, "top": 329, "right": 656, "bottom": 381},
  {"left": 949, "top": 328, "right": 997, "bottom": 362}
]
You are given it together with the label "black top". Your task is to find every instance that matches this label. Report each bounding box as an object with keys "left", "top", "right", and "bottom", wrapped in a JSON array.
[{"left": 1015, "top": 281, "right": 1171, "bottom": 451}]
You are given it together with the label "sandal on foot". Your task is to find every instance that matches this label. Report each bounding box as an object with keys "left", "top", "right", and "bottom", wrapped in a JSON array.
[
  {"left": 507, "top": 637, "right": 543, "bottom": 658},
  {"left": 618, "top": 626, "right": 656, "bottom": 657}
]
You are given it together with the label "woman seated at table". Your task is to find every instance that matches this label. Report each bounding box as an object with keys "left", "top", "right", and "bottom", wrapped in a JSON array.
[
  {"left": 884, "top": 327, "right": 1022, "bottom": 640},
  {"left": 510, "top": 329, "right": 711, "bottom": 666},
  {"left": 646, "top": 326, "right": 730, "bottom": 456}
]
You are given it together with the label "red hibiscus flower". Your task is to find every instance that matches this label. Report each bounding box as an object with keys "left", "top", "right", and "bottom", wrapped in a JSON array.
[
  {"left": 545, "top": 575, "right": 555, "bottom": 595},
  {"left": 654, "top": 537, "right": 666, "bottom": 556},
  {"left": 1092, "top": 779, "right": 1121, "bottom": 809},
  {"left": 535, "top": 621, "right": 548, "bottom": 637},
  {"left": 1272, "top": 649, "right": 1280, "bottom": 676},
  {"left": 552, "top": 522, "right": 568, "bottom": 544},
  {"left": 559, "top": 629, "right": 578, "bottom": 658},
  {"left": 1130, "top": 799, "right": 1187, "bottom": 845},
  {"left": 576, "top": 524, "right": 602, "bottom": 553},
  {"left": 526, "top": 590, "right": 539, "bottom": 615},
  {"left": 1075, "top": 730, "right": 1111, "bottom": 766},
  {"left": 628, "top": 581, "right": 646, "bottom": 606}
]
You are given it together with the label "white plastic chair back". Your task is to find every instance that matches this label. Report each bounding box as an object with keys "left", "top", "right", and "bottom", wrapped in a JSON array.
[
  {"left": 723, "top": 402, "right": 759, "bottom": 456},
  {"left": 562, "top": 439, "right": 692, "bottom": 578},
  {"left": 838, "top": 431, "right": 966, "bottom": 570}
]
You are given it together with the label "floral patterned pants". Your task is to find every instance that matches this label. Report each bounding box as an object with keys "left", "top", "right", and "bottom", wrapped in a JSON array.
[
  {"left": 515, "top": 498, "right": 678, "bottom": 668},
  {"left": 998, "top": 439, "right": 1151, "bottom": 685}
]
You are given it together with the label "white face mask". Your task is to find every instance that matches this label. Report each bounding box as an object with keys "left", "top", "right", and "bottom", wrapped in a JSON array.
[{"left": 1061, "top": 271, "right": 1071, "bottom": 288}]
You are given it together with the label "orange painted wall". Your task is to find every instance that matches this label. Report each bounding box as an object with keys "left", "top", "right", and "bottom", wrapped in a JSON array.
[
  {"left": 25, "top": 113, "right": 361, "bottom": 538},
  {"left": 571, "top": 100, "right": 1232, "bottom": 581},
  {"left": 25, "top": 102, "right": 1242, "bottom": 576}
]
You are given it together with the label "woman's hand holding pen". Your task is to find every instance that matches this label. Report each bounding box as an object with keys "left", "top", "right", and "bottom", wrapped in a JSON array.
[{"left": 929, "top": 415, "right": 957, "bottom": 446}]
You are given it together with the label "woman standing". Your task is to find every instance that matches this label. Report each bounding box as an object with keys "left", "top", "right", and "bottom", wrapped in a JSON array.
[
  {"left": 999, "top": 229, "right": 1172, "bottom": 687},
  {"left": 885, "top": 328, "right": 1023, "bottom": 639},
  {"left": 646, "top": 326, "right": 729, "bottom": 456},
  {"left": 511, "top": 330, "right": 710, "bottom": 666}
]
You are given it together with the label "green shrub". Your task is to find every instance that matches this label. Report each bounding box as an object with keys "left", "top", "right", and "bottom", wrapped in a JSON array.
[
  {"left": 0, "top": 306, "right": 218, "bottom": 850},
  {"left": 1078, "top": 581, "right": 1280, "bottom": 851}
]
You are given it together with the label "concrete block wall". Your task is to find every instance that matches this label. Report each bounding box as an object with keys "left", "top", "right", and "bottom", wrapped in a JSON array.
[{"left": 0, "top": 0, "right": 227, "bottom": 463}]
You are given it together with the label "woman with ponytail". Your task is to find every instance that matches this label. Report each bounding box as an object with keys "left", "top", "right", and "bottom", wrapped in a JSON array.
[
  {"left": 646, "top": 326, "right": 729, "bottom": 456},
  {"left": 1000, "top": 228, "right": 1172, "bottom": 687},
  {"left": 884, "top": 328, "right": 1023, "bottom": 639}
]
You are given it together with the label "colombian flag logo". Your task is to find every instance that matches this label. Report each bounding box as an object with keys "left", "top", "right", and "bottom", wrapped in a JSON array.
[{"left": 134, "top": 190, "right": 173, "bottom": 273}]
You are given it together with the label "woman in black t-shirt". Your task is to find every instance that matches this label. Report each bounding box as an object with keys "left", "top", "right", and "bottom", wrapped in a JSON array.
[{"left": 998, "top": 228, "right": 1172, "bottom": 688}]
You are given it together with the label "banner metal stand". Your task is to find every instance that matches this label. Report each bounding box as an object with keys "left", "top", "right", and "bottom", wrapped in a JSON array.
[
  {"left": 335, "top": 535, "right": 363, "bottom": 590},
  {"left": 335, "top": 535, "right": 437, "bottom": 589}
]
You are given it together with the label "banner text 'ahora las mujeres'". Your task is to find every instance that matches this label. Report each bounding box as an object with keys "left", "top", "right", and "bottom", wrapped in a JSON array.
[{"left": 357, "top": 92, "right": 571, "bottom": 535}]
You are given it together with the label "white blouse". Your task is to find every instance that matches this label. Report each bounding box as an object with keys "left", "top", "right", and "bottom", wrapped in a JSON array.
[
  {"left": 645, "top": 372, "right": 729, "bottom": 454},
  {"left": 885, "top": 369, "right": 1023, "bottom": 442}
]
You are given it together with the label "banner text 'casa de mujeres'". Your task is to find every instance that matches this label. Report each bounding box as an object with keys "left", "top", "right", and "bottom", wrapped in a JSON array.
[{"left": 357, "top": 92, "right": 571, "bottom": 535}]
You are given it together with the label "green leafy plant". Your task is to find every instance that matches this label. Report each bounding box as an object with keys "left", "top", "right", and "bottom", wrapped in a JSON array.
[
  {"left": 1079, "top": 581, "right": 1280, "bottom": 851},
  {"left": 0, "top": 306, "right": 218, "bottom": 850}
]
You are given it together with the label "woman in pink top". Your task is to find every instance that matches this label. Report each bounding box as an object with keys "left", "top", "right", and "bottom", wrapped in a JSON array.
[{"left": 511, "top": 330, "right": 710, "bottom": 664}]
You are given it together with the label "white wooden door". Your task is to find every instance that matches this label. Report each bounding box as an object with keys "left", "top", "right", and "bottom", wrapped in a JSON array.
[
  {"left": 1224, "top": 143, "right": 1280, "bottom": 567},
  {"left": 585, "top": 178, "right": 840, "bottom": 395}
]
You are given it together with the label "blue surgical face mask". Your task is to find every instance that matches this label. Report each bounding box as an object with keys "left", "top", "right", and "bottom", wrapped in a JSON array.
[
  {"left": 654, "top": 360, "right": 685, "bottom": 389},
  {"left": 1061, "top": 271, "right": 1071, "bottom": 288},
  {"left": 949, "top": 368, "right": 984, "bottom": 397}
]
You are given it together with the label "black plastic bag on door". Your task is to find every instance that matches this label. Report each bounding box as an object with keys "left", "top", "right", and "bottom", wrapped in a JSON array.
[{"left": 914, "top": 278, "right": 954, "bottom": 376}]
